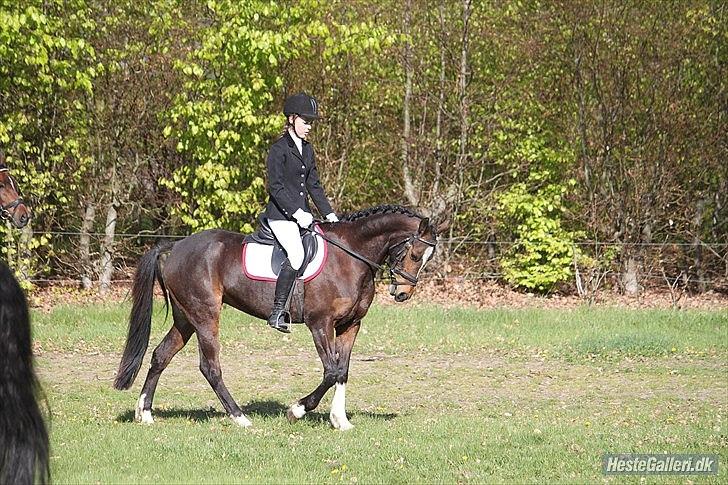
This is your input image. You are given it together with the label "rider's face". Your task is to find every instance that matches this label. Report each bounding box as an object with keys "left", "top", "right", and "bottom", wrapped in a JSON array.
[{"left": 290, "top": 115, "right": 313, "bottom": 140}]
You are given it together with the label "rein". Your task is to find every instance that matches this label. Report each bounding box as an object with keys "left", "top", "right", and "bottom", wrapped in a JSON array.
[
  {"left": 303, "top": 224, "right": 383, "bottom": 272},
  {"left": 303, "top": 222, "right": 436, "bottom": 286}
]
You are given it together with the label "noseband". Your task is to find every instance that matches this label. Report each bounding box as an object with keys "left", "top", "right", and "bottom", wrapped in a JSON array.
[{"left": 0, "top": 167, "right": 24, "bottom": 221}]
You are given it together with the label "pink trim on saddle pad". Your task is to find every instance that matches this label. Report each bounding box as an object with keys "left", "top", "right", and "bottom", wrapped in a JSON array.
[{"left": 241, "top": 225, "right": 329, "bottom": 282}]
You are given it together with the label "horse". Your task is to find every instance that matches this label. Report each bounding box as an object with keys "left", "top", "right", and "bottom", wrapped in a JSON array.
[
  {"left": 0, "top": 157, "right": 30, "bottom": 228},
  {"left": 0, "top": 159, "right": 48, "bottom": 485},
  {"left": 114, "top": 204, "right": 446, "bottom": 430}
]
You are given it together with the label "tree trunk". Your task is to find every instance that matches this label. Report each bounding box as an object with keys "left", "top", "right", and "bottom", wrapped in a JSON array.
[
  {"left": 401, "top": 0, "right": 418, "bottom": 206},
  {"left": 445, "top": 0, "right": 472, "bottom": 260},
  {"left": 430, "top": 0, "right": 448, "bottom": 221},
  {"left": 692, "top": 198, "right": 706, "bottom": 292},
  {"left": 622, "top": 255, "right": 641, "bottom": 295},
  {"left": 16, "top": 222, "right": 34, "bottom": 284},
  {"left": 98, "top": 197, "right": 119, "bottom": 296},
  {"left": 80, "top": 202, "right": 96, "bottom": 289}
]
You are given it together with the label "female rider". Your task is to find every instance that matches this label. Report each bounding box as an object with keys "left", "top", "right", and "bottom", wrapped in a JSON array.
[{"left": 261, "top": 92, "right": 338, "bottom": 333}]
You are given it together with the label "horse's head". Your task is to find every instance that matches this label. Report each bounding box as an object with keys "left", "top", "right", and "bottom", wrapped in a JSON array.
[
  {"left": 388, "top": 217, "right": 449, "bottom": 302},
  {"left": 0, "top": 157, "right": 31, "bottom": 228}
]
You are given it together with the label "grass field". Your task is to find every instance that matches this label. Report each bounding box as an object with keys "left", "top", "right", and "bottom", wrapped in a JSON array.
[{"left": 32, "top": 301, "right": 727, "bottom": 483}]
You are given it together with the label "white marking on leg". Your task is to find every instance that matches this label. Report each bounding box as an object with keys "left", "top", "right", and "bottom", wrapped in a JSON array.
[
  {"left": 330, "top": 383, "right": 354, "bottom": 431},
  {"left": 135, "top": 393, "right": 153, "bottom": 424},
  {"left": 291, "top": 403, "right": 306, "bottom": 419},
  {"left": 230, "top": 414, "right": 253, "bottom": 427}
]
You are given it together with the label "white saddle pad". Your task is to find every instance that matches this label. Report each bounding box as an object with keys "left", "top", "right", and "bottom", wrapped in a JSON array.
[{"left": 242, "top": 226, "right": 328, "bottom": 282}]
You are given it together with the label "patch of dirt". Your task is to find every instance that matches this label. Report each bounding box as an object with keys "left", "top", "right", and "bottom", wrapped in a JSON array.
[{"left": 36, "top": 349, "right": 728, "bottom": 416}]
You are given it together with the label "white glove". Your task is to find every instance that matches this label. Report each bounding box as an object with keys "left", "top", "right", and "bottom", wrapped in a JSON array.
[
  {"left": 293, "top": 208, "right": 313, "bottom": 228},
  {"left": 325, "top": 213, "right": 339, "bottom": 223}
]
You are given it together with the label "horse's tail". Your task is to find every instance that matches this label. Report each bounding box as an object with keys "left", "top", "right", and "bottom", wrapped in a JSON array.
[
  {"left": 0, "top": 262, "right": 50, "bottom": 485},
  {"left": 113, "top": 242, "right": 173, "bottom": 390}
]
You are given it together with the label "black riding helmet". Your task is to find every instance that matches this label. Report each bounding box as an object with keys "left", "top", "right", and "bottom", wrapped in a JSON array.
[{"left": 283, "top": 92, "right": 320, "bottom": 121}]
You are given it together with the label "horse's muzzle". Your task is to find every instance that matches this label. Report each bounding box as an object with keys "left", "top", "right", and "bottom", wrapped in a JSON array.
[
  {"left": 6, "top": 202, "right": 30, "bottom": 228},
  {"left": 390, "top": 284, "right": 412, "bottom": 302}
]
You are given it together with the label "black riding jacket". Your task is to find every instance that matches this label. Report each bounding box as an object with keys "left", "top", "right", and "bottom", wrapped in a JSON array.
[{"left": 261, "top": 131, "right": 334, "bottom": 222}]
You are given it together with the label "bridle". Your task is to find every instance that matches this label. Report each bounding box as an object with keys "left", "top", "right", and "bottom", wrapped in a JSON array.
[
  {"left": 387, "top": 233, "right": 437, "bottom": 287},
  {"left": 0, "top": 167, "right": 25, "bottom": 222}
]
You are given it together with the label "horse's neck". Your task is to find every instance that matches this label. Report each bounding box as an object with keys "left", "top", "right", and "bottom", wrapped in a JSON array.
[{"left": 343, "top": 215, "right": 414, "bottom": 264}]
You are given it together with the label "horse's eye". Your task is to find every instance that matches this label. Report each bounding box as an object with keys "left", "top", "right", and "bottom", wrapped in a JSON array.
[{"left": 410, "top": 253, "right": 422, "bottom": 262}]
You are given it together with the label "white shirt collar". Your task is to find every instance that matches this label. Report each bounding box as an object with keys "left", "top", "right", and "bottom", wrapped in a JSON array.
[{"left": 288, "top": 128, "right": 303, "bottom": 156}]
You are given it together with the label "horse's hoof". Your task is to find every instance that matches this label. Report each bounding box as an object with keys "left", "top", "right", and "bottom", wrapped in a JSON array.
[
  {"left": 287, "top": 403, "right": 306, "bottom": 423},
  {"left": 330, "top": 414, "right": 354, "bottom": 431},
  {"left": 136, "top": 409, "right": 154, "bottom": 424},
  {"left": 134, "top": 393, "right": 153, "bottom": 424},
  {"left": 231, "top": 414, "right": 252, "bottom": 427}
]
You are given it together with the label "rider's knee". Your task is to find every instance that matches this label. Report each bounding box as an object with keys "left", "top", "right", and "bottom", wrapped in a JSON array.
[{"left": 288, "top": 248, "right": 304, "bottom": 270}]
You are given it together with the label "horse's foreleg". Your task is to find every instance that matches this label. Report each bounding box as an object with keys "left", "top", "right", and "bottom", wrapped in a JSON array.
[
  {"left": 136, "top": 306, "right": 193, "bottom": 424},
  {"left": 196, "top": 328, "right": 252, "bottom": 427},
  {"left": 288, "top": 322, "right": 337, "bottom": 423},
  {"left": 329, "top": 321, "right": 361, "bottom": 431}
]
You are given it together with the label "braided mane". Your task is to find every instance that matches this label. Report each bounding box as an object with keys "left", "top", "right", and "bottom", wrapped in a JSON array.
[{"left": 340, "top": 204, "right": 423, "bottom": 222}]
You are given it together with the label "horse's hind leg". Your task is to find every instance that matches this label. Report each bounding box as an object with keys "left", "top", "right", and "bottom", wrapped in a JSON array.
[
  {"left": 196, "top": 326, "right": 252, "bottom": 427},
  {"left": 136, "top": 304, "right": 193, "bottom": 424}
]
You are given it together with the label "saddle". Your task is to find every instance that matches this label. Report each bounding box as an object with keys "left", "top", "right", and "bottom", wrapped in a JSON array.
[{"left": 242, "top": 218, "right": 328, "bottom": 281}]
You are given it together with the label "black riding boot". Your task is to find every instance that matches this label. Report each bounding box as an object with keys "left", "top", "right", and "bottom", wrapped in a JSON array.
[{"left": 267, "top": 261, "right": 298, "bottom": 333}]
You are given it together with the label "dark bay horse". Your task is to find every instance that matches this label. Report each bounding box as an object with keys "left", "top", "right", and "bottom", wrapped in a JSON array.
[
  {"left": 0, "top": 160, "right": 48, "bottom": 484},
  {"left": 0, "top": 158, "right": 30, "bottom": 228},
  {"left": 114, "top": 205, "right": 446, "bottom": 430}
]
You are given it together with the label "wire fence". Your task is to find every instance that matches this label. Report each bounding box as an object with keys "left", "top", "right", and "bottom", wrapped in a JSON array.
[
  {"left": 6, "top": 229, "right": 728, "bottom": 291},
  {"left": 24, "top": 229, "right": 728, "bottom": 247}
]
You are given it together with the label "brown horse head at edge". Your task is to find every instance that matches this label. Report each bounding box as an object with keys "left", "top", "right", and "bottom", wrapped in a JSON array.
[{"left": 0, "top": 151, "right": 31, "bottom": 228}]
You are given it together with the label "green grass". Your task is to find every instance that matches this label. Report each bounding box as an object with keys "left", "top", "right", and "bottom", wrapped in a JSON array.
[
  {"left": 32, "top": 302, "right": 727, "bottom": 483},
  {"left": 34, "top": 301, "right": 727, "bottom": 358}
]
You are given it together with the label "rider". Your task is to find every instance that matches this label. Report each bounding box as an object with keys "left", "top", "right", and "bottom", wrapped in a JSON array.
[{"left": 262, "top": 92, "right": 338, "bottom": 333}]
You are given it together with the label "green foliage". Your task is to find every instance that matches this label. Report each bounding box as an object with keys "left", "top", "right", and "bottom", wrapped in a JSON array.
[
  {"left": 0, "top": 0, "right": 724, "bottom": 290},
  {"left": 498, "top": 178, "right": 580, "bottom": 292},
  {"left": 493, "top": 115, "right": 580, "bottom": 292},
  {"left": 0, "top": 0, "right": 96, "bottom": 277},
  {"left": 161, "top": 0, "right": 329, "bottom": 232}
]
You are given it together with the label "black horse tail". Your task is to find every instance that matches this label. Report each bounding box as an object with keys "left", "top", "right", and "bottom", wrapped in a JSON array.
[
  {"left": 113, "top": 242, "right": 173, "bottom": 390},
  {"left": 0, "top": 261, "right": 50, "bottom": 485}
]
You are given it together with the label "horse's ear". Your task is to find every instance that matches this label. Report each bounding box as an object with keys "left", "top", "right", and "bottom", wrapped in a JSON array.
[
  {"left": 418, "top": 217, "right": 430, "bottom": 234},
  {"left": 436, "top": 219, "right": 450, "bottom": 235}
]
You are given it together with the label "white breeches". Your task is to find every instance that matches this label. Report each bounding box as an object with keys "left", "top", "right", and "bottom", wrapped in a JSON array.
[{"left": 268, "top": 219, "right": 304, "bottom": 270}]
